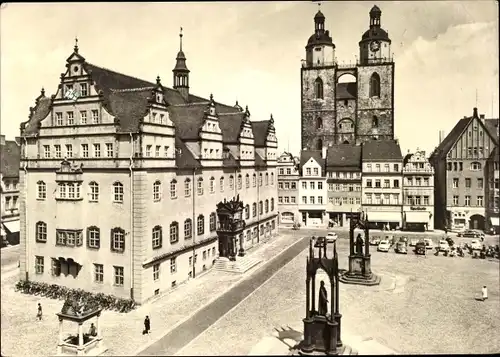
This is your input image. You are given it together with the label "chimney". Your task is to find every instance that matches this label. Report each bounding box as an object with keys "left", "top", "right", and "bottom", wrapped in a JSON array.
[
  {"left": 438, "top": 130, "right": 445, "bottom": 144},
  {"left": 322, "top": 146, "right": 327, "bottom": 159},
  {"left": 479, "top": 114, "right": 485, "bottom": 121},
  {"left": 0, "top": 135, "right": 5, "bottom": 146},
  {"left": 473, "top": 107, "right": 478, "bottom": 118}
]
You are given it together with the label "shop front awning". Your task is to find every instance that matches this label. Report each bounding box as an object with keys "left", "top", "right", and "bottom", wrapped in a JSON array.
[
  {"left": 490, "top": 217, "right": 500, "bottom": 226},
  {"left": 366, "top": 211, "right": 401, "bottom": 223},
  {"left": 3, "top": 220, "right": 20, "bottom": 233},
  {"left": 405, "top": 211, "right": 431, "bottom": 223}
]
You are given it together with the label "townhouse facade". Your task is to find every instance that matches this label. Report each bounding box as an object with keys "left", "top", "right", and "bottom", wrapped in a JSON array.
[
  {"left": 298, "top": 150, "right": 327, "bottom": 227},
  {"left": 402, "top": 149, "right": 434, "bottom": 231},
  {"left": 485, "top": 146, "right": 499, "bottom": 233},
  {"left": 430, "top": 108, "right": 498, "bottom": 231},
  {"left": 1, "top": 135, "right": 21, "bottom": 246},
  {"left": 18, "top": 37, "right": 278, "bottom": 304},
  {"left": 325, "top": 145, "right": 362, "bottom": 228},
  {"left": 277, "top": 152, "right": 300, "bottom": 226},
  {"left": 361, "top": 140, "right": 403, "bottom": 230}
]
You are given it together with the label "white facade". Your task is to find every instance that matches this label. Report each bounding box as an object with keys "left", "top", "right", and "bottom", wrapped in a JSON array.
[{"left": 299, "top": 156, "right": 327, "bottom": 227}]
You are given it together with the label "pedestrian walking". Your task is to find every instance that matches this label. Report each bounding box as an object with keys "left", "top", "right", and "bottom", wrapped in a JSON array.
[
  {"left": 143, "top": 316, "right": 151, "bottom": 335},
  {"left": 36, "top": 303, "right": 42, "bottom": 320},
  {"left": 482, "top": 286, "right": 488, "bottom": 301}
]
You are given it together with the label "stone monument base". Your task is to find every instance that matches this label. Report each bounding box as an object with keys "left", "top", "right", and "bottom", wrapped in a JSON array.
[
  {"left": 213, "top": 256, "right": 261, "bottom": 274},
  {"left": 57, "top": 336, "right": 107, "bottom": 356},
  {"left": 339, "top": 255, "right": 381, "bottom": 286}
]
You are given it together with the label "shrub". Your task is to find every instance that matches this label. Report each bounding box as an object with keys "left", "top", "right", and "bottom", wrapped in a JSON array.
[{"left": 14, "top": 281, "right": 136, "bottom": 313}]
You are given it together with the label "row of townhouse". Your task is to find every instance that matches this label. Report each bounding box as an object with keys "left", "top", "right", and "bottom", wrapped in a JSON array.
[
  {"left": 19, "top": 37, "right": 278, "bottom": 304},
  {"left": 277, "top": 139, "right": 435, "bottom": 231}
]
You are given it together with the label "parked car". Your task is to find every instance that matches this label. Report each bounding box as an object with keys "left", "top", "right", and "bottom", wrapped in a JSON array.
[
  {"left": 424, "top": 238, "right": 434, "bottom": 250},
  {"left": 439, "top": 240, "right": 450, "bottom": 252},
  {"left": 377, "top": 240, "right": 391, "bottom": 252},
  {"left": 399, "top": 236, "right": 408, "bottom": 243},
  {"left": 326, "top": 232, "right": 338, "bottom": 243},
  {"left": 470, "top": 239, "right": 482, "bottom": 250},
  {"left": 458, "top": 229, "right": 483, "bottom": 238},
  {"left": 370, "top": 236, "right": 381, "bottom": 246},
  {"left": 409, "top": 238, "right": 419, "bottom": 247},
  {"left": 395, "top": 241, "right": 408, "bottom": 254},
  {"left": 415, "top": 241, "right": 426, "bottom": 255}
]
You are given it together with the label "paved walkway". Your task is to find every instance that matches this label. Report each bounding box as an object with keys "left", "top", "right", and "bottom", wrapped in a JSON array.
[{"left": 0, "top": 230, "right": 307, "bottom": 357}]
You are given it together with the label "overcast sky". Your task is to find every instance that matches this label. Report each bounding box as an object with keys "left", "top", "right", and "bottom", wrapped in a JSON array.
[{"left": 1, "top": 1, "right": 498, "bottom": 156}]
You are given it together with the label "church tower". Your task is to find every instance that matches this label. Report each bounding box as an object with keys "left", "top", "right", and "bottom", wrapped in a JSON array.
[
  {"left": 300, "top": 9, "right": 337, "bottom": 151},
  {"left": 173, "top": 27, "right": 190, "bottom": 101},
  {"left": 355, "top": 5, "right": 395, "bottom": 142}
]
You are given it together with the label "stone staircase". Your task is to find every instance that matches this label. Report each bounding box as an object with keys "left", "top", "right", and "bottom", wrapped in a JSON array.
[{"left": 213, "top": 256, "right": 262, "bottom": 274}]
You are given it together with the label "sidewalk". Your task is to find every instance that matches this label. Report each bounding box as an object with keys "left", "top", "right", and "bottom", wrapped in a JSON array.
[
  {"left": 280, "top": 225, "right": 448, "bottom": 237},
  {"left": 0, "top": 230, "right": 305, "bottom": 357}
]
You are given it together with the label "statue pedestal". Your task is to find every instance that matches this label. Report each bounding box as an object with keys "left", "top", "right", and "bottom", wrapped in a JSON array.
[
  {"left": 299, "top": 315, "right": 338, "bottom": 356},
  {"left": 339, "top": 255, "right": 381, "bottom": 286}
]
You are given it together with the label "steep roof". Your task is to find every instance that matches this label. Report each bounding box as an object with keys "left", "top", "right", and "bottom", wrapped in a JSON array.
[
  {"left": 483, "top": 118, "right": 499, "bottom": 142},
  {"left": 300, "top": 150, "right": 324, "bottom": 170},
  {"left": 429, "top": 118, "right": 470, "bottom": 161},
  {"left": 336, "top": 82, "right": 357, "bottom": 100},
  {"left": 362, "top": 140, "right": 402, "bottom": 161},
  {"left": 251, "top": 121, "right": 270, "bottom": 147},
  {"left": 0, "top": 140, "right": 21, "bottom": 178},
  {"left": 326, "top": 144, "right": 361, "bottom": 168},
  {"left": 488, "top": 146, "right": 499, "bottom": 162}
]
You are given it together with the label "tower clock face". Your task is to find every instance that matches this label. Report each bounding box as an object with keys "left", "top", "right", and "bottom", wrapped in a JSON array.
[{"left": 370, "top": 41, "right": 380, "bottom": 52}]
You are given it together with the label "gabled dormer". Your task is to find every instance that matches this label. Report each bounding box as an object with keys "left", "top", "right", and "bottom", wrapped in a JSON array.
[
  {"left": 145, "top": 76, "right": 173, "bottom": 126},
  {"left": 199, "top": 94, "right": 223, "bottom": 167},
  {"left": 55, "top": 39, "right": 95, "bottom": 102},
  {"left": 238, "top": 106, "right": 255, "bottom": 166},
  {"left": 264, "top": 114, "right": 278, "bottom": 163}
]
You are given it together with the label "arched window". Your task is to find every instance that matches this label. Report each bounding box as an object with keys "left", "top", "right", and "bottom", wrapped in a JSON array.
[
  {"left": 113, "top": 182, "right": 124, "bottom": 203},
  {"left": 197, "top": 215, "right": 205, "bottom": 235},
  {"left": 35, "top": 221, "right": 47, "bottom": 243},
  {"left": 245, "top": 204, "right": 250, "bottom": 219},
  {"left": 170, "top": 179, "right": 177, "bottom": 198},
  {"left": 229, "top": 175, "right": 234, "bottom": 190},
  {"left": 316, "top": 138, "right": 323, "bottom": 150},
  {"left": 209, "top": 177, "right": 215, "bottom": 193},
  {"left": 343, "top": 140, "right": 350, "bottom": 144},
  {"left": 259, "top": 201, "right": 263, "bottom": 215},
  {"left": 369, "top": 72, "right": 380, "bottom": 97},
  {"left": 89, "top": 181, "right": 99, "bottom": 202},
  {"left": 111, "top": 227, "right": 126, "bottom": 252},
  {"left": 197, "top": 177, "right": 204, "bottom": 195},
  {"left": 220, "top": 176, "right": 225, "bottom": 192},
  {"left": 237, "top": 174, "right": 242, "bottom": 190},
  {"left": 252, "top": 203, "right": 257, "bottom": 217},
  {"left": 265, "top": 199, "right": 269, "bottom": 213},
  {"left": 314, "top": 77, "right": 324, "bottom": 99},
  {"left": 316, "top": 117, "right": 323, "bottom": 129},
  {"left": 209, "top": 212, "right": 216, "bottom": 231},
  {"left": 37, "top": 181, "right": 46, "bottom": 200},
  {"left": 270, "top": 172, "right": 274, "bottom": 185},
  {"left": 470, "top": 162, "right": 482, "bottom": 171},
  {"left": 265, "top": 173, "right": 269, "bottom": 186},
  {"left": 184, "top": 219, "right": 192, "bottom": 239},
  {"left": 152, "top": 225, "right": 163, "bottom": 249},
  {"left": 170, "top": 222, "right": 179, "bottom": 243},
  {"left": 245, "top": 174, "right": 250, "bottom": 188},
  {"left": 372, "top": 116, "right": 379, "bottom": 128},
  {"left": 252, "top": 173, "right": 257, "bottom": 187},
  {"left": 87, "top": 226, "right": 100, "bottom": 249},
  {"left": 153, "top": 180, "right": 161, "bottom": 201},
  {"left": 271, "top": 198, "right": 275, "bottom": 211},
  {"left": 259, "top": 173, "right": 263, "bottom": 186},
  {"left": 184, "top": 178, "right": 191, "bottom": 197}
]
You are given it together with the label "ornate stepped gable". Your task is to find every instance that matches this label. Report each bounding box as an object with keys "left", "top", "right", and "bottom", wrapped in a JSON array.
[{"left": 20, "top": 47, "right": 277, "bottom": 168}]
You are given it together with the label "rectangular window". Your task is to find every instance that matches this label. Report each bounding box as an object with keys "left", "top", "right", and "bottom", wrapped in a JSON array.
[
  {"left": 302, "top": 182, "right": 307, "bottom": 190},
  {"left": 328, "top": 197, "right": 333, "bottom": 204},
  {"left": 374, "top": 194, "right": 381, "bottom": 205},
  {"left": 146, "top": 145, "right": 152, "bottom": 157},
  {"left": 318, "top": 196, "right": 323, "bottom": 204},
  {"left": 155, "top": 145, "right": 161, "bottom": 157},
  {"left": 164, "top": 146, "right": 169, "bottom": 157},
  {"left": 94, "top": 264, "right": 103, "bottom": 283},
  {"left": 375, "top": 180, "right": 381, "bottom": 188},
  {"left": 313, "top": 168, "right": 319, "bottom": 176},
  {"left": 464, "top": 195, "right": 471, "bottom": 206},
  {"left": 306, "top": 168, "right": 311, "bottom": 176},
  {"left": 67, "top": 111, "right": 74, "bottom": 125},
  {"left": 423, "top": 196, "right": 430, "bottom": 205},
  {"left": 54, "top": 145, "right": 62, "bottom": 158},
  {"left": 286, "top": 168, "right": 291, "bottom": 175},
  {"left": 81, "top": 144, "right": 89, "bottom": 158},
  {"left": 328, "top": 183, "right": 334, "bottom": 191},
  {"left": 309, "top": 196, "right": 315, "bottom": 204},
  {"left": 366, "top": 180, "right": 372, "bottom": 188},
  {"left": 335, "top": 197, "right": 341, "bottom": 205},
  {"left": 477, "top": 196, "right": 483, "bottom": 207},
  {"left": 384, "top": 164, "right": 390, "bottom": 172},
  {"left": 80, "top": 83, "right": 88, "bottom": 97},
  {"left": 170, "top": 258, "right": 177, "bottom": 273},
  {"left": 284, "top": 182, "right": 290, "bottom": 189},
  {"left": 106, "top": 143, "right": 114, "bottom": 157},
  {"left": 384, "top": 180, "right": 390, "bottom": 188},
  {"left": 284, "top": 196, "right": 290, "bottom": 203},
  {"left": 318, "top": 182, "right": 323, "bottom": 190},
  {"left": 423, "top": 178, "right": 429, "bottom": 186},
  {"left": 43, "top": 145, "right": 51, "bottom": 158},
  {"left": 349, "top": 197, "right": 354, "bottom": 205},
  {"left": 93, "top": 143, "right": 101, "bottom": 157},
  {"left": 114, "top": 266, "right": 124, "bottom": 286},
  {"left": 291, "top": 196, "right": 296, "bottom": 203},
  {"left": 35, "top": 256, "right": 44, "bottom": 274},
  {"left": 453, "top": 195, "right": 459, "bottom": 205},
  {"left": 394, "top": 164, "right": 399, "bottom": 172},
  {"left": 92, "top": 110, "right": 99, "bottom": 124},
  {"left": 453, "top": 178, "right": 459, "bottom": 188},
  {"left": 355, "top": 197, "right": 361, "bottom": 204},
  {"left": 153, "top": 264, "right": 160, "bottom": 281},
  {"left": 56, "top": 112, "right": 63, "bottom": 126},
  {"left": 80, "top": 111, "right": 87, "bottom": 124},
  {"left": 342, "top": 197, "right": 348, "bottom": 205},
  {"left": 465, "top": 178, "right": 471, "bottom": 188},
  {"left": 309, "top": 182, "right": 315, "bottom": 190},
  {"left": 415, "top": 178, "right": 421, "bottom": 186},
  {"left": 279, "top": 168, "right": 284, "bottom": 175},
  {"left": 477, "top": 178, "right": 483, "bottom": 189},
  {"left": 302, "top": 196, "right": 307, "bottom": 204},
  {"left": 375, "top": 164, "right": 381, "bottom": 172},
  {"left": 65, "top": 144, "right": 73, "bottom": 158}
]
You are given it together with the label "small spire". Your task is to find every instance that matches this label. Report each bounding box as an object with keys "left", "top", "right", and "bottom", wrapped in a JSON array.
[
  {"left": 270, "top": 113, "right": 274, "bottom": 122},
  {"left": 74, "top": 37, "right": 79, "bottom": 53},
  {"left": 179, "top": 27, "right": 183, "bottom": 51},
  {"left": 41, "top": 87, "right": 45, "bottom": 97},
  {"left": 210, "top": 93, "right": 214, "bottom": 101},
  {"left": 156, "top": 75, "right": 161, "bottom": 85},
  {"left": 235, "top": 100, "right": 239, "bottom": 106}
]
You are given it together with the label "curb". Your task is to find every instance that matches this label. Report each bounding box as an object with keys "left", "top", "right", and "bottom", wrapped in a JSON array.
[{"left": 133, "top": 234, "right": 306, "bottom": 356}]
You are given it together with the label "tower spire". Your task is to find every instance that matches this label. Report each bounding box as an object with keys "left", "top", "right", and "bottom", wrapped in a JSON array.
[
  {"left": 74, "top": 37, "right": 79, "bottom": 53},
  {"left": 179, "top": 27, "right": 183, "bottom": 52}
]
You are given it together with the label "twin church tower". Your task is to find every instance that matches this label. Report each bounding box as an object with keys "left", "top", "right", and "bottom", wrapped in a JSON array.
[{"left": 301, "top": 5, "right": 395, "bottom": 150}]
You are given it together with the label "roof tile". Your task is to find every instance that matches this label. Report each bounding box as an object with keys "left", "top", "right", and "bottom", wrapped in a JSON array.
[{"left": 362, "top": 140, "right": 402, "bottom": 161}]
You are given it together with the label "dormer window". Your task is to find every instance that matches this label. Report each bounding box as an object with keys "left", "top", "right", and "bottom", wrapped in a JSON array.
[{"left": 80, "top": 83, "right": 88, "bottom": 97}]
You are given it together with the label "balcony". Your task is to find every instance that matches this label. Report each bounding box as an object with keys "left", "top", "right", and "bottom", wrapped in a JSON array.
[{"left": 216, "top": 221, "right": 245, "bottom": 233}]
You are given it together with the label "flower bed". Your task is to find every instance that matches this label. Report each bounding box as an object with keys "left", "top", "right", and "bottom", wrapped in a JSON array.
[{"left": 14, "top": 280, "right": 136, "bottom": 313}]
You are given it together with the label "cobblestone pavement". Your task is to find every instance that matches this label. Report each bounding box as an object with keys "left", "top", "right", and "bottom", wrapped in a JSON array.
[
  {"left": 0, "top": 231, "right": 304, "bottom": 357},
  {"left": 176, "top": 238, "right": 500, "bottom": 356},
  {"left": 0, "top": 244, "right": 19, "bottom": 268}
]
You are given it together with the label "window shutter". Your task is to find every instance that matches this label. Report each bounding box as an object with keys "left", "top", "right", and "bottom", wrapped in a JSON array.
[
  {"left": 159, "top": 227, "right": 163, "bottom": 248},
  {"left": 110, "top": 229, "right": 114, "bottom": 251},
  {"left": 122, "top": 228, "right": 126, "bottom": 251}
]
